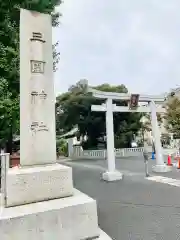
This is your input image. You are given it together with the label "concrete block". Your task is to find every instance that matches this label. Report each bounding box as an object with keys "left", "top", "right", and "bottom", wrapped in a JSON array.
[
  {"left": 0, "top": 190, "right": 100, "bottom": 240},
  {"left": 152, "top": 164, "right": 172, "bottom": 173},
  {"left": 102, "top": 171, "right": 123, "bottom": 182},
  {"left": 6, "top": 164, "right": 73, "bottom": 207}
]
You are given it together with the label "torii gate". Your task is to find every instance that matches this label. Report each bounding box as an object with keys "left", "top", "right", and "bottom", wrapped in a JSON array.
[{"left": 88, "top": 88, "right": 171, "bottom": 182}]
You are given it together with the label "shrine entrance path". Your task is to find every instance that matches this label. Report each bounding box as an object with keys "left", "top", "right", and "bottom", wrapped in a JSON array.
[{"left": 63, "top": 157, "right": 180, "bottom": 240}]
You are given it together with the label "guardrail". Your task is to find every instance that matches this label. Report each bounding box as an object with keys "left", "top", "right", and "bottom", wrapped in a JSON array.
[
  {"left": 115, "top": 147, "right": 146, "bottom": 157},
  {"left": 72, "top": 146, "right": 148, "bottom": 160},
  {"left": 82, "top": 149, "right": 106, "bottom": 159},
  {"left": 71, "top": 146, "right": 174, "bottom": 160},
  {"left": 72, "top": 148, "right": 106, "bottom": 159}
]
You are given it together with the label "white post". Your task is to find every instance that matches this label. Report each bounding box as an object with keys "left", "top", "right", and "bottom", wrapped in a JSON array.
[
  {"left": 150, "top": 101, "right": 171, "bottom": 172},
  {"left": 102, "top": 99, "right": 123, "bottom": 181},
  {"left": 67, "top": 138, "right": 74, "bottom": 157},
  {"left": 0, "top": 150, "right": 10, "bottom": 207}
]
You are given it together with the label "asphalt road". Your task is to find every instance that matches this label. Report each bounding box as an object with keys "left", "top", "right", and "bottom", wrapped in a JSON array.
[{"left": 63, "top": 157, "right": 180, "bottom": 240}]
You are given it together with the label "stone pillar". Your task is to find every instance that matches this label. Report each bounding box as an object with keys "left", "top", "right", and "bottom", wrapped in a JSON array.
[
  {"left": 20, "top": 9, "right": 56, "bottom": 166},
  {"left": 150, "top": 101, "right": 171, "bottom": 172},
  {"left": 102, "top": 99, "right": 123, "bottom": 181}
]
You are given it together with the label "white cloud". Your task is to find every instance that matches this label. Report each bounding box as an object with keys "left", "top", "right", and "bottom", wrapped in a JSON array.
[{"left": 53, "top": 0, "right": 180, "bottom": 95}]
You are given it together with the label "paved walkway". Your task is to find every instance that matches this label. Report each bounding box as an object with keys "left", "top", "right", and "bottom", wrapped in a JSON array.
[{"left": 63, "top": 157, "right": 180, "bottom": 240}]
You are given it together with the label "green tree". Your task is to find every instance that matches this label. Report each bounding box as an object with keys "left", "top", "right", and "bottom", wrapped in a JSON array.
[
  {"left": 0, "top": 0, "right": 62, "bottom": 152},
  {"left": 141, "top": 112, "right": 163, "bottom": 131},
  {"left": 56, "top": 137, "right": 68, "bottom": 157},
  {"left": 139, "top": 112, "right": 163, "bottom": 143},
  {"left": 165, "top": 96, "right": 180, "bottom": 137},
  {"left": 56, "top": 80, "right": 143, "bottom": 149}
]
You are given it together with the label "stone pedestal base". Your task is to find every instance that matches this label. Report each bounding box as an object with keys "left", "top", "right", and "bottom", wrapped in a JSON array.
[
  {"left": 0, "top": 189, "right": 113, "bottom": 240},
  {"left": 152, "top": 164, "right": 172, "bottom": 173},
  {"left": 99, "top": 229, "right": 112, "bottom": 239},
  {"left": 5, "top": 164, "right": 73, "bottom": 207},
  {"left": 102, "top": 171, "right": 123, "bottom": 182}
]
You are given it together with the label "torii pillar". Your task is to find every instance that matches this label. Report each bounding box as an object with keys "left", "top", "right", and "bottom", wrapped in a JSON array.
[
  {"left": 104, "top": 99, "right": 123, "bottom": 181},
  {"left": 92, "top": 99, "right": 123, "bottom": 181},
  {"left": 150, "top": 101, "right": 171, "bottom": 172}
]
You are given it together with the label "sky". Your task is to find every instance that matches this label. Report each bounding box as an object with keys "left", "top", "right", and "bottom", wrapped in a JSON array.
[{"left": 53, "top": 0, "right": 180, "bottom": 96}]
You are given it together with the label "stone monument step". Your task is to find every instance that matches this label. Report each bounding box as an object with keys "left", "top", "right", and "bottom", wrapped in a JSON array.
[
  {"left": 0, "top": 189, "right": 108, "bottom": 240},
  {"left": 5, "top": 163, "right": 73, "bottom": 207},
  {"left": 98, "top": 230, "right": 112, "bottom": 239}
]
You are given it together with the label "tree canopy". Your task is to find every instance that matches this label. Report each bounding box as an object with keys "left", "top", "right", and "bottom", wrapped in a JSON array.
[
  {"left": 165, "top": 96, "right": 180, "bottom": 138},
  {"left": 0, "top": 0, "right": 61, "bottom": 152},
  {"left": 56, "top": 80, "right": 143, "bottom": 149}
]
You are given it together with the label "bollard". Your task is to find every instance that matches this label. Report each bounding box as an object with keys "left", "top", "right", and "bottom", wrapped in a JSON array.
[
  {"left": 151, "top": 152, "right": 155, "bottom": 160},
  {"left": 143, "top": 152, "right": 150, "bottom": 177},
  {"left": 144, "top": 160, "right": 149, "bottom": 177},
  {"left": 167, "top": 154, "right": 172, "bottom": 166},
  {"left": 177, "top": 159, "right": 180, "bottom": 169}
]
